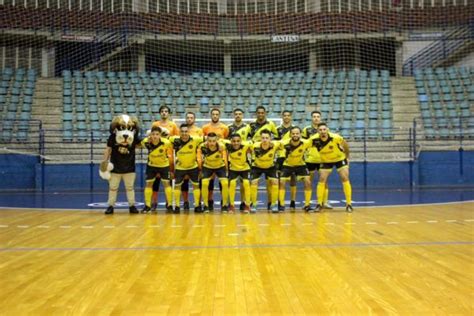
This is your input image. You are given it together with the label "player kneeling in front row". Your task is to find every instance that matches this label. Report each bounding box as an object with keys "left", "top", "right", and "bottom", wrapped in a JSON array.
[
  {"left": 198, "top": 132, "right": 229, "bottom": 213},
  {"left": 312, "top": 122, "right": 353, "bottom": 213},
  {"left": 140, "top": 126, "right": 174, "bottom": 213},
  {"left": 279, "top": 127, "right": 314, "bottom": 212},
  {"left": 225, "top": 134, "right": 252, "bottom": 214}
]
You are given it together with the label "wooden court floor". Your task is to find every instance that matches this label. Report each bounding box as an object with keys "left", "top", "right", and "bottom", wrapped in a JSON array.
[{"left": 0, "top": 202, "right": 473, "bottom": 315}]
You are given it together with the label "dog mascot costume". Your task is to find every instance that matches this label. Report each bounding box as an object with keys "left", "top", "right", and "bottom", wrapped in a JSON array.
[{"left": 100, "top": 114, "right": 141, "bottom": 214}]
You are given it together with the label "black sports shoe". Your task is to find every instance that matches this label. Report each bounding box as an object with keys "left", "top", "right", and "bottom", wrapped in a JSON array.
[
  {"left": 183, "top": 201, "right": 190, "bottom": 211},
  {"left": 303, "top": 205, "right": 314, "bottom": 213},
  {"left": 267, "top": 202, "right": 271, "bottom": 211},
  {"left": 290, "top": 200, "right": 296, "bottom": 210},
  {"left": 194, "top": 205, "right": 202, "bottom": 213},
  {"left": 166, "top": 204, "right": 173, "bottom": 213},
  {"left": 129, "top": 205, "right": 139, "bottom": 214},
  {"left": 314, "top": 204, "right": 323, "bottom": 212},
  {"left": 239, "top": 202, "right": 246, "bottom": 211},
  {"left": 278, "top": 205, "right": 285, "bottom": 212},
  {"left": 346, "top": 204, "right": 354, "bottom": 213},
  {"left": 208, "top": 200, "right": 214, "bottom": 211},
  {"left": 151, "top": 202, "right": 157, "bottom": 212},
  {"left": 221, "top": 205, "right": 228, "bottom": 213},
  {"left": 173, "top": 206, "right": 180, "bottom": 214},
  {"left": 203, "top": 206, "right": 210, "bottom": 213},
  {"left": 105, "top": 206, "right": 114, "bottom": 215},
  {"left": 141, "top": 206, "right": 151, "bottom": 213}
]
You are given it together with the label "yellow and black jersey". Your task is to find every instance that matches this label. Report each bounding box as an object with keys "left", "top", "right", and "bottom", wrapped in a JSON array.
[
  {"left": 198, "top": 142, "right": 226, "bottom": 169},
  {"left": 302, "top": 125, "right": 322, "bottom": 164},
  {"left": 275, "top": 124, "right": 296, "bottom": 158},
  {"left": 140, "top": 137, "right": 173, "bottom": 168},
  {"left": 248, "top": 120, "right": 278, "bottom": 142},
  {"left": 169, "top": 136, "right": 204, "bottom": 170},
  {"left": 224, "top": 140, "right": 252, "bottom": 171},
  {"left": 251, "top": 141, "right": 282, "bottom": 169},
  {"left": 311, "top": 132, "right": 347, "bottom": 163},
  {"left": 281, "top": 139, "right": 312, "bottom": 167},
  {"left": 227, "top": 123, "right": 250, "bottom": 140}
]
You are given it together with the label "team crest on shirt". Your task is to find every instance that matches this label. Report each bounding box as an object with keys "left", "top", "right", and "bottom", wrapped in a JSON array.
[
  {"left": 298, "top": 149, "right": 303, "bottom": 153},
  {"left": 159, "top": 149, "right": 164, "bottom": 153},
  {"left": 329, "top": 146, "right": 333, "bottom": 149},
  {"left": 216, "top": 154, "right": 221, "bottom": 158},
  {"left": 269, "top": 153, "right": 273, "bottom": 158},
  {"left": 189, "top": 145, "right": 193, "bottom": 149},
  {"left": 238, "top": 152, "right": 242, "bottom": 156}
]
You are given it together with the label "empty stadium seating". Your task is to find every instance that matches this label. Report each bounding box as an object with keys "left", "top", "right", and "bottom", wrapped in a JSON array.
[
  {"left": 415, "top": 67, "right": 473, "bottom": 139},
  {"left": 61, "top": 69, "right": 393, "bottom": 141},
  {"left": 0, "top": 68, "right": 37, "bottom": 142}
]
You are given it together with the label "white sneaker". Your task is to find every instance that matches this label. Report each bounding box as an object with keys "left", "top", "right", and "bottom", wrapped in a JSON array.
[{"left": 323, "top": 202, "right": 333, "bottom": 209}]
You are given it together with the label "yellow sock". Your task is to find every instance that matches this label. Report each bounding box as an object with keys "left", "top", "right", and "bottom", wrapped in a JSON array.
[
  {"left": 279, "top": 184, "right": 286, "bottom": 207},
  {"left": 317, "top": 182, "right": 326, "bottom": 205},
  {"left": 164, "top": 185, "right": 172, "bottom": 207},
  {"left": 144, "top": 186, "right": 153, "bottom": 207},
  {"left": 290, "top": 185, "right": 297, "bottom": 201},
  {"left": 251, "top": 182, "right": 258, "bottom": 205},
  {"left": 202, "top": 179, "right": 210, "bottom": 207},
  {"left": 304, "top": 188, "right": 311, "bottom": 206},
  {"left": 173, "top": 186, "right": 181, "bottom": 208},
  {"left": 271, "top": 182, "right": 279, "bottom": 205},
  {"left": 243, "top": 180, "right": 251, "bottom": 206},
  {"left": 342, "top": 180, "right": 352, "bottom": 205},
  {"left": 324, "top": 186, "right": 329, "bottom": 204},
  {"left": 193, "top": 186, "right": 201, "bottom": 208},
  {"left": 229, "top": 179, "right": 237, "bottom": 206},
  {"left": 221, "top": 178, "right": 229, "bottom": 206}
]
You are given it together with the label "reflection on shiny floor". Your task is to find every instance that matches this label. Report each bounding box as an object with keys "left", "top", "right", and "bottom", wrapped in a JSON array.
[{"left": 0, "top": 202, "right": 473, "bottom": 314}]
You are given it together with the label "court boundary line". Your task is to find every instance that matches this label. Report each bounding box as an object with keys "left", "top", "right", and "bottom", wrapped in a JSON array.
[{"left": 0, "top": 240, "right": 472, "bottom": 253}]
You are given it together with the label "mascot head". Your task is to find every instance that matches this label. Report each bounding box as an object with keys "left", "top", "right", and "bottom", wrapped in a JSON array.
[{"left": 110, "top": 114, "right": 139, "bottom": 146}]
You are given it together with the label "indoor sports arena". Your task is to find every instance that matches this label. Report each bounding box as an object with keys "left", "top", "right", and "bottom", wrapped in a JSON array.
[{"left": 0, "top": 1, "right": 473, "bottom": 314}]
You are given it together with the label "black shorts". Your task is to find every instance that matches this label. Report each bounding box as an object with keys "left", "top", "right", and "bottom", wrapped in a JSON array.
[
  {"left": 146, "top": 166, "right": 170, "bottom": 181},
  {"left": 280, "top": 165, "right": 310, "bottom": 179},
  {"left": 175, "top": 167, "right": 200, "bottom": 185},
  {"left": 276, "top": 157, "right": 285, "bottom": 171},
  {"left": 250, "top": 166, "right": 277, "bottom": 180},
  {"left": 202, "top": 166, "right": 226, "bottom": 179},
  {"left": 320, "top": 159, "right": 349, "bottom": 170},
  {"left": 306, "top": 162, "right": 321, "bottom": 172},
  {"left": 228, "top": 169, "right": 250, "bottom": 181}
]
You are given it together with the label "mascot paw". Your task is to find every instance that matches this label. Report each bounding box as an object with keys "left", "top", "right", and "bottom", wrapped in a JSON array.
[{"left": 99, "top": 161, "right": 114, "bottom": 180}]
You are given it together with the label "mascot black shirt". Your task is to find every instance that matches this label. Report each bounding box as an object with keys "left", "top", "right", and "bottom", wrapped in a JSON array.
[{"left": 107, "top": 135, "right": 141, "bottom": 174}]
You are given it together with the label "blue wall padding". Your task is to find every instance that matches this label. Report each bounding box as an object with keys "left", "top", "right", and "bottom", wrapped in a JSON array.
[{"left": 0, "top": 151, "right": 473, "bottom": 190}]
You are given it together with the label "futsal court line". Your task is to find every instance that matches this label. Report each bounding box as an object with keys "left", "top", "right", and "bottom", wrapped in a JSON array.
[
  {"left": 0, "top": 219, "right": 473, "bottom": 231},
  {"left": 0, "top": 240, "right": 472, "bottom": 253}
]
